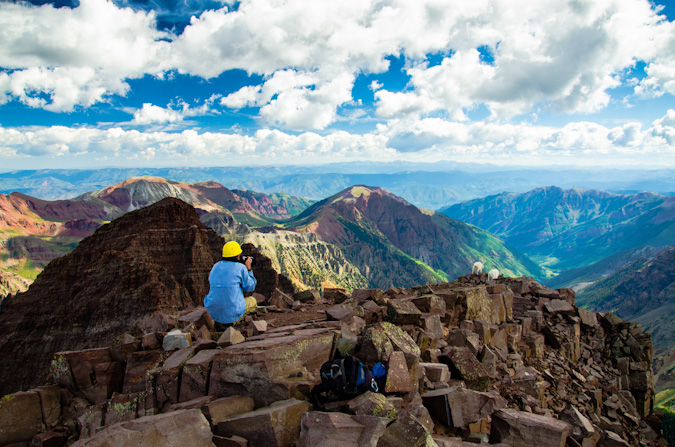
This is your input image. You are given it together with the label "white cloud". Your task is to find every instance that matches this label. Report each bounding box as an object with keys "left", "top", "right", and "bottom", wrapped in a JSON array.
[
  {"left": 0, "top": 0, "right": 170, "bottom": 111},
  {"left": 131, "top": 95, "right": 220, "bottom": 125},
  {"left": 0, "top": 0, "right": 673, "bottom": 130},
  {"left": 1, "top": 110, "right": 674, "bottom": 167}
]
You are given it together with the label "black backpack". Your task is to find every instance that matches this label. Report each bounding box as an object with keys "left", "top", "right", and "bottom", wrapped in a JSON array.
[{"left": 311, "top": 355, "right": 378, "bottom": 407}]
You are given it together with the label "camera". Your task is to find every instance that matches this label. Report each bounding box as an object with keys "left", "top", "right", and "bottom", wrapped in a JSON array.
[{"left": 240, "top": 255, "right": 256, "bottom": 267}]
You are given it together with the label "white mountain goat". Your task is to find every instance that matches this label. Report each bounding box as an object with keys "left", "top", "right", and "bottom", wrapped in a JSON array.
[
  {"left": 488, "top": 268, "right": 500, "bottom": 281},
  {"left": 472, "top": 261, "right": 484, "bottom": 274}
]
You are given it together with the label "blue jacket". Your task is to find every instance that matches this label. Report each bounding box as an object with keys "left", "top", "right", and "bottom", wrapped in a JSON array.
[{"left": 204, "top": 260, "right": 257, "bottom": 324}]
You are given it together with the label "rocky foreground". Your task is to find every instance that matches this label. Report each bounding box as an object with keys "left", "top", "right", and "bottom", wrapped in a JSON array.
[{"left": 0, "top": 273, "right": 666, "bottom": 446}]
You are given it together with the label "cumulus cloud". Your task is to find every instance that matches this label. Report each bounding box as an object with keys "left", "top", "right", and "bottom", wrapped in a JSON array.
[
  {"left": 0, "top": 0, "right": 170, "bottom": 111},
  {"left": 131, "top": 95, "right": 220, "bottom": 125},
  {"left": 2, "top": 110, "right": 674, "bottom": 167},
  {"left": 0, "top": 0, "right": 674, "bottom": 130}
]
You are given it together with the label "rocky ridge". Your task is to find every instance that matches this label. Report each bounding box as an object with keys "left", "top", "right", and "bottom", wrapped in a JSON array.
[
  {"left": 0, "top": 198, "right": 294, "bottom": 395},
  {"left": 0, "top": 273, "right": 665, "bottom": 446}
]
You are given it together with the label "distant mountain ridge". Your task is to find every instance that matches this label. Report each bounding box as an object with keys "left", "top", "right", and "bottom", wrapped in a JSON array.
[
  {"left": 0, "top": 177, "right": 541, "bottom": 296},
  {"left": 0, "top": 177, "right": 313, "bottom": 292},
  {"left": 284, "top": 185, "right": 541, "bottom": 289},
  {"left": 441, "top": 186, "right": 675, "bottom": 272},
  {"left": 2, "top": 165, "right": 674, "bottom": 210}
]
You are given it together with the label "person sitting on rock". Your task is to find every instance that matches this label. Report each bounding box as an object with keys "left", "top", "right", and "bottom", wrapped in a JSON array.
[{"left": 204, "top": 241, "right": 257, "bottom": 330}]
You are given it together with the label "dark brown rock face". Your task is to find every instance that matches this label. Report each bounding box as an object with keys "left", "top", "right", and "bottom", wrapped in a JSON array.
[{"left": 0, "top": 198, "right": 288, "bottom": 395}]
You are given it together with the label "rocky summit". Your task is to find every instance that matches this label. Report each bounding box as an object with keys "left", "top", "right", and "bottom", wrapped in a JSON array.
[
  {"left": 0, "top": 197, "right": 293, "bottom": 395},
  {"left": 0, "top": 269, "right": 667, "bottom": 445}
]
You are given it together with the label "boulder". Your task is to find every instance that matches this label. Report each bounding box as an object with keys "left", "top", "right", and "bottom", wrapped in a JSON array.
[
  {"left": 71, "top": 409, "right": 215, "bottom": 447},
  {"left": 298, "top": 411, "right": 364, "bottom": 447},
  {"left": 50, "top": 348, "right": 118, "bottom": 404},
  {"left": 544, "top": 299, "right": 575, "bottom": 316},
  {"left": 420, "top": 362, "right": 450, "bottom": 384},
  {"left": 490, "top": 409, "right": 572, "bottom": 446},
  {"left": 357, "top": 326, "right": 394, "bottom": 365},
  {"left": 217, "top": 327, "right": 246, "bottom": 347},
  {"left": 376, "top": 410, "right": 434, "bottom": 447},
  {"left": 35, "top": 385, "right": 62, "bottom": 428},
  {"left": 386, "top": 299, "right": 422, "bottom": 325},
  {"left": 347, "top": 392, "right": 398, "bottom": 420},
  {"left": 294, "top": 289, "right": 321, "bottom": 303},
  {"left": 162, "top": 329, "right": 192, "bottom": 351},
  {"left": 203, "top": 395, "right": 255, "bottom": 425},
  {"left": 385, "top": 351, "right": 414, "bottom": 393},
  {"left": 217, "top": 398, "right": 309, "bottom": 447},
  {"left": 179, "top": 349, "right": 220, "bottom": 402},
  {"left": 178, "top": 307, "right": 215, "bottom": 331},
  {"left": 123, "top": 350, "right": 169, "bottom": 394},
  {"left": 209, "top": 327, "right": 335, "bottom": 407},
  {"left": 0, "top": 390, "right": 43, "bottom": 445},
  {"left": 422, "top": 387, "right": 506, "bottom": 428},
  {"left": 439, "top": 347, "right": 490, "bottom": 391}
]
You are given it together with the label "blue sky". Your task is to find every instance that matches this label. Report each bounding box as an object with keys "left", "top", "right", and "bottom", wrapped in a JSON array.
[{"left": 0, "top": 0, "right": 674, "bottom": 170}]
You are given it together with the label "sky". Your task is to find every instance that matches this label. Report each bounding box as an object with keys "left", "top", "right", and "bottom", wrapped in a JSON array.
[{"left": 0, "top": 0, "right": 674, "bottom": 170}]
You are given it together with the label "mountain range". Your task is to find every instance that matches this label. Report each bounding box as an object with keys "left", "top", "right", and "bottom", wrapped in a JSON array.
[
  {"left": 0, "top": 177, "right": 538, "bottom": 297},
  {"left": 2, "top": 164, "right": 674, "bottom": 210},
  {"left": 441, "top": 186, "right": 675, "bottom": 275}
]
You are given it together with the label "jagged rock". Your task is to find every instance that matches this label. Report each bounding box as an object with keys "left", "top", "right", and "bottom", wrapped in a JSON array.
[
  {"left": 490, "top": 409, "right": 572, "bottom": 446},
  {"left": 0, "top": 199, "right": 226, "bottom": 395},
  {"left": 410, "top": 295, "right": 446, "bottom": 315},
  {"left": 217, "top": 398, "right": 309, "bottom": 447},
  {"left": 294, "top": 289, "right": 321, "bottom": 303},
  {"left": 347, "top": 392, "right": 398, "bottom": 420},
  {"left": 72, "top": 409, "right": 215, "bottom": 447},
  {"left": 123, "top": 350, "right": 169, "bottom": 394},
  {"left": 153, "top": 346, "right": 198, "bottom": 407},
  {"left": 386, "top": 299, "right": 422, "bottom": 325},
  {"left": 209, "top": 327, "right": 335, "bottom": 407},
  {"left": 599, "top": 431, "right": 630, "bottom": 447},
  {"left": 560, "top": 405, "right": 598, "bottom": 444},
  {"left": 248, "top": 320, "right": 268, "bottom": 335},
  {"left": 577, "top": 308, "right": 598, "bottom": 329},
  {"left": 422, "top": 387, "right": 506, "bottom": 428},
  {"left": 203, "top": 395, "right": 255, "bottom": 425},
  {"left": 440, "top": 347, "right": 490, "bottom": 391},
  {"left": 0, "top": 390, "right": 43, "bottom": 445},
  {"left": 376, "top": 410, "right": 434, "bottom": 447},
  {"left": 352, "top": 289, "right": 384, "bottom": 305},
  {"left": 326, "top": 304, "right": 356, "bottom": 321},
  {"left": 324, "top": 288, "right": 350, "bottom": 303},
  {"left": 217, "top": 327, "right": 246, "bottom": 347},
  {"left": 50, "top": 348, "right": 122, "bottom": 405},
  {"left": 385, "top": 351, "right": 414, "bottom": 393},
  {"left": 421, "top": 363, "right": 450, "bottom": 383},
  {"left": 544, "top": 299, "right": 575, "bottom": 316},
  {"left": 298, "top": 411, "right": 365, "bottom": 447},
  {"left": 35, "top": 385, "right": 62, "bottom": 428},
  {"left": 163, "top": 329, "right": 192, "bottom": 351},
  {"left": 178, "top": 307, "right": 215, "bottom": 331},
  {"left": 337, "top": 327, "right": 359, "bottom": 357},
  {"left": 179, "top": 349, "right": 220, "bottom": 402},
  {"left": 358, "top": 326, "right": 394, "bottom": 364},
  {"left": 104, "top": 392, "right": 144, "bottom": 426},
  {"left": 455, "top": 286, "right": 492, "bottom": 322}
]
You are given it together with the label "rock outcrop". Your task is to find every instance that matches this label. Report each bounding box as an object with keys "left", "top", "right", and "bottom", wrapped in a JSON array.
[
  {"left": 0, "top": 272, "right": 665, "bottom": 446},
  {"left": 0, "top": 198, "right": 293, "bottom": 395}
]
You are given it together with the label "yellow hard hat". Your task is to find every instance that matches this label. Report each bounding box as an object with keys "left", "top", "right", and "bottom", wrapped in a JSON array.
[{"left": 222, "top": 241, "right": 242, "bottom": 258}]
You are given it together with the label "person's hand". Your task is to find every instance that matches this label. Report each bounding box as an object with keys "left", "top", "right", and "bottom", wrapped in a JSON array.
[{"left": 245, "top": 256, "right": 253, "bottom": 271}]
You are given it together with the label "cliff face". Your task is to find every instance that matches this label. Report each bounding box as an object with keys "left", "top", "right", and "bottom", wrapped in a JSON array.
[
  {"left": 243, "top": 230, "right": 369, "bottom": 291},
  {"left": 0, "top": 198, "right": 291, "bottom": 395}
]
